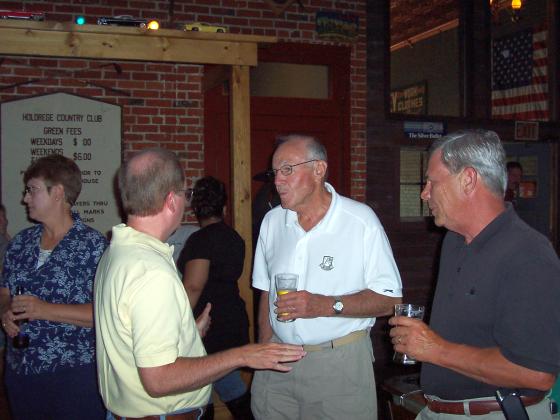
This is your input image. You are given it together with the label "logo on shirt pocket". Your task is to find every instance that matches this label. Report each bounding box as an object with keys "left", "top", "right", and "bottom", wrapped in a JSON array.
[{"left": 319, "top": 256, "right": 334, "bottom": 271}]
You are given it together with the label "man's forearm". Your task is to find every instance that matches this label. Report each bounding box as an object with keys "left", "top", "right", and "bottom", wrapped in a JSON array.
[
  {"left": 430, "top": 340, "right": 555, "bottom": 391},
  {"left": 139, "top": 347, "right": 245, "bottom": 397},
  {"left": 334, "top": 289, "right": 401, "bottom": 317},
  {"left": 139, "top": 342, "right": 306, "bottom": 397},
  {"left": 279, "top": 288, "right": 401, "bottom": 320}
]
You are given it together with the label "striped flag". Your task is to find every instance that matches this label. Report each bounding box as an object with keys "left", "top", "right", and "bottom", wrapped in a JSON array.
[{"left": 491, "top": 26, "right": 548, "bottom": 121}]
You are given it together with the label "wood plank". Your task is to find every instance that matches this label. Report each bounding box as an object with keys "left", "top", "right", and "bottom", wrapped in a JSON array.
[
  {"left": 230, "top": 65, "right": 254, "bottom": 341},
  {"left": 0, "top": 21, "right": 276, "bottom": 66},
  {"left": 0, "top": 20, "right": 276, "bottom": 43}
]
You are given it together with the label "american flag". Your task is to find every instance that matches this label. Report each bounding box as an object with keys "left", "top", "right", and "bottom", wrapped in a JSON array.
[{"left": 491, "top": 26, "right": 548, "bottom": 121}]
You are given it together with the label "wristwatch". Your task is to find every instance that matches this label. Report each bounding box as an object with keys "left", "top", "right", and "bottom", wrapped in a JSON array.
[{"left": 332, "top": 297, "right": 344, "bottom": 315}]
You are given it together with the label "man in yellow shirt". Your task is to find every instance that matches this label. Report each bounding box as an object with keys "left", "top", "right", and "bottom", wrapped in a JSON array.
[{"left": 95, "top": 148, "right": 305, "bottom": 419}]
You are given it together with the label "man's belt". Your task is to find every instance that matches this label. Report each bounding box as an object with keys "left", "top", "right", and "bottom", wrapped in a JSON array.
[
  {"left": 302, "top": 330, "right": 367, "bottom": 352},
  {"left": 112, "top": 408, "right": 203, "bottom": 420},
  {"left": 426, "top": 394, "right": 545, "bottom": 415}
]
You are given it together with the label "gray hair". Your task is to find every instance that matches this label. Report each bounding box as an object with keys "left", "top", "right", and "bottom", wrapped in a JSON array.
[
  {"left": 276, "top": 134, "right": 328, "bottom": 162},
  {"left": 429, "top": 129, "right": 507, "bottom": 197},
  {"left": 118, "top": 148, "right": 184, "bottom": 216}
]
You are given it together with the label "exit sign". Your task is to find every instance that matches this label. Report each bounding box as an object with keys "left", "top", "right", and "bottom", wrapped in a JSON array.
[{"left": 514, "top": 121, "right": 539, "bottom": 141}]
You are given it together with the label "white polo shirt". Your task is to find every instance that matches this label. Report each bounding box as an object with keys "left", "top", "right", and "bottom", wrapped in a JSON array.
[{"left": 252, "top": 183, "right": 402, "bottom": 345}]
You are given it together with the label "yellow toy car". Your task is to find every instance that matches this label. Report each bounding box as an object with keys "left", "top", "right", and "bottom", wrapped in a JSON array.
[{"left": 184, "top": 22, "right": 226, "bottom": 33}]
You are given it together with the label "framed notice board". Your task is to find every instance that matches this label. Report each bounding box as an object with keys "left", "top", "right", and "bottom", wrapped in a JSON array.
[{"left": 1, "top": 92, "right": 122, "bottom": 236}]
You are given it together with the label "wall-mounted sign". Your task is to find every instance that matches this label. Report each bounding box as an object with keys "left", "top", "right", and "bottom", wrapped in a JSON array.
[
  {"left": 316, "top": 11, "right": 359, "bottom": 40},
  {"left": 1, "top": 92, "right": 122, "bottom": 237},
  {"left": 514, "top": 121, "right": 539, "bottom": 141},
  {"left": 391, "top": 82, "right": 427, "bottom": 115},
  {"left": 404, "top": 121, "right": 445, "bottom": 140}
]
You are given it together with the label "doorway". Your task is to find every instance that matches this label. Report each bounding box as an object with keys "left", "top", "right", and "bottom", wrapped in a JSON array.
[
  {"left": 503, "top": 141, "right": 557, "bottom": 241},
  {"left": 204, "top": 42, "right": 351, "bottom": 225}
]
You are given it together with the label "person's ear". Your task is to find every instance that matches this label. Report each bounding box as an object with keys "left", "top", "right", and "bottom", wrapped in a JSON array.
[
  {"left": 314, "top": 160, "right": 327, "bottom": 178},
  {"left": 461, "top": 167, "right": 478, "bottom": 195},
  {"left": 51, "top": 184, "right": 65, "bottom": 202},
  {"left": 165, "top": 191, "right": 178, "bottom": 213}
]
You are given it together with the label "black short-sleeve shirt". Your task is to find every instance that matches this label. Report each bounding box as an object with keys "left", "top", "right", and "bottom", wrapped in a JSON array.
[
  {"left": 421, "top": 205, "right": 560, "bottom": 399},
  {"left": 177, "top": 221, "right": 249, "bottom": 353}
]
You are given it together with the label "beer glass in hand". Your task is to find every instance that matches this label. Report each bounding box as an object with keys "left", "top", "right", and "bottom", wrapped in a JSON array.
[{"left": 275, "top": 273, "right": 298, "bottom": 323}]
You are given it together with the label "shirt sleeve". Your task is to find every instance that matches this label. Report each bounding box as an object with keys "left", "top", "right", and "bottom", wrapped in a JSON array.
[
  {"left": 182, "top": 230, "right": 212, "bottom": 262},
  {"left": 363, "top": 222, "right": 403, "bottom": 297},
  {"left": 251, "top": 219, "right": 270, "bottom": 292}
]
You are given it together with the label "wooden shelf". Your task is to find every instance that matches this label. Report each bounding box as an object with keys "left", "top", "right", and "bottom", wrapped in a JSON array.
[{"left": 0, "top": 20, "right": 276, "bottom": 66}]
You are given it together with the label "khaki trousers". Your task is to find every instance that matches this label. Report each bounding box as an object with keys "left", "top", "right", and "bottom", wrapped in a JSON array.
[{"left": 251, "top": 333, "right": 376, "bottom": 420}]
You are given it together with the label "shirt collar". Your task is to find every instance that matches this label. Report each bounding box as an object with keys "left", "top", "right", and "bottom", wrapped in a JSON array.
[
  {"left": 112, "top": 223, "right": 174, "bottom": 258},
  {"left": 463, "top": 203, "right": 513, "bottom": 251}
]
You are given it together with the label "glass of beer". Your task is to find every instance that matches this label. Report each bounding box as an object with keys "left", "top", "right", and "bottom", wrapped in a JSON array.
[
  {"left": 275, "top": 273, "right": 298, "bottom": 322},
  {"left": 393, "top": 303, "right": 425, "bottom": 365}
]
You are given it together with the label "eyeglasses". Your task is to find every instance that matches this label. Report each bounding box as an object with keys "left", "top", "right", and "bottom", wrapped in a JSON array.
[
  {"left": 23, "top": 185, "right": 44, "bottom": 196},
  {"left": 266, "top": 159, "right": 317, "bottom": 178}
]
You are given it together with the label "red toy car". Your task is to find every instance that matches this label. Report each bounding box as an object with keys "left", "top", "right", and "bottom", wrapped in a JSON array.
[{"left": 0, "top": 10, "right": 45, "bottom": 21}]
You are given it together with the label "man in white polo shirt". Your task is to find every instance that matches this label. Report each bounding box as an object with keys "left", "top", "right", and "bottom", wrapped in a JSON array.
[{"left": 251, "top": 135, "right": 402, "bottom": 419}]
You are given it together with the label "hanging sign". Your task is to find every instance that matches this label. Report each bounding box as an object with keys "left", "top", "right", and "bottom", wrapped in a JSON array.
[
  {"left": 391, "top": 82, "right": 427, "bottom": 115},
  {"left": 404, "top": 121, "right": 445, "bottom": 139},
  {"left": 316, "top": 11, "right": 359, "bottom": 40},
  {"left": 514, "top": 121, "right": 539, "bottom": 141}
]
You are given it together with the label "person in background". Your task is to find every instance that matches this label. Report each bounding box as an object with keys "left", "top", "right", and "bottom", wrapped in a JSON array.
[
  {"left": 390, "top": 130, "right": 560, "bottom": 419},
  {"left": 0, "top": 155, "right": 107, "bottom": 420},
  {"left": 504, "top": 161, "right": 523, "bottom": 204},
  {"left": 95, "top": 148, "right": 305, "bottom": 420},
  {"left": 252, "top": 170, "right": 280, "bottom": 251},
  {"left": 167, "top": 221, "right": 199, "bottom": 263},
  {"left": 252, "top": 134, "right": 402, "bottom": 420},
  {"left": 178, "top": 176, "right": 252, "bottom": 420}
]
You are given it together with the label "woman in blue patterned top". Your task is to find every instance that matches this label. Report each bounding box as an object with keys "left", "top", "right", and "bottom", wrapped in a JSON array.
[{"left": 0, "top": 155, "right": 107, "bottom": 420}]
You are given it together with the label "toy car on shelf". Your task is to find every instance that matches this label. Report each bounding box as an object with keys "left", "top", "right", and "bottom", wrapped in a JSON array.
[
  {"left": 0, "top": 10, "right": 45, "bottom": 21},
  {"left": 184, "top": 22, "right": 226, "bottom": 33},
  {"left": 97, "top": 15, "right": 159, "bottom": 29}
]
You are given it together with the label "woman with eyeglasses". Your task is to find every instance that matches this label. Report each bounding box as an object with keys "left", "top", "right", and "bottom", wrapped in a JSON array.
[
  {"left": 177, "top": 176, "right": 252, "bottom": 420},
  {"left": 0, "top": 154, "right": 107, "bottom": 420}
]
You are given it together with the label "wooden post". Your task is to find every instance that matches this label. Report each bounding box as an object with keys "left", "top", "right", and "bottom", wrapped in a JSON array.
[{"left": 230, "top": 65, "right": 254, "bottom": 341}]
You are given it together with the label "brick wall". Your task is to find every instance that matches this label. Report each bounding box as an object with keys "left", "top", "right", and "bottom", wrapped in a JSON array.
[{"left": 0, "top": 0, "right": 367, "bottom": 203}]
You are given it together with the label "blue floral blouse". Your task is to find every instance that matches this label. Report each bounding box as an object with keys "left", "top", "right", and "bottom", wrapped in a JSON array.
[{"left": 1, "top": 212, "right": 107, "bottom": 375}]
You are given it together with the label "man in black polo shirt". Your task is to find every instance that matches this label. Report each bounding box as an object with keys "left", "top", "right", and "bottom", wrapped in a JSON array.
[{"left": 390, "top": 129, "right": 560, "bottom": 419}]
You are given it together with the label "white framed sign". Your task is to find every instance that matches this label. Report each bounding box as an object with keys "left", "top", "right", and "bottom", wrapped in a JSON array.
[{"left": 1, "top": 92, "right": 122, "bottom": 237}]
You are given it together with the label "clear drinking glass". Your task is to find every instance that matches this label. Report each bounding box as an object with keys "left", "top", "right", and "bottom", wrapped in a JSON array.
[
  {"left": 275, "top": 273, "right": 298, "bottom": 322},
  {"left": 393, "top": 303, "right": 425, "bottom": 365}
]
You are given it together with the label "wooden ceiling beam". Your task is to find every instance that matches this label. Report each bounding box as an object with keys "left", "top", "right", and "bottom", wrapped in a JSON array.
[{"left": 0, "top": 20, "right": 276, "bottom": 66}]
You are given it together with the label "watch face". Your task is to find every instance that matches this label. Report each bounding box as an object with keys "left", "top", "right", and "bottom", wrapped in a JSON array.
[{"left": 334, "top": 301, "right": 343, "bottom": 312}]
